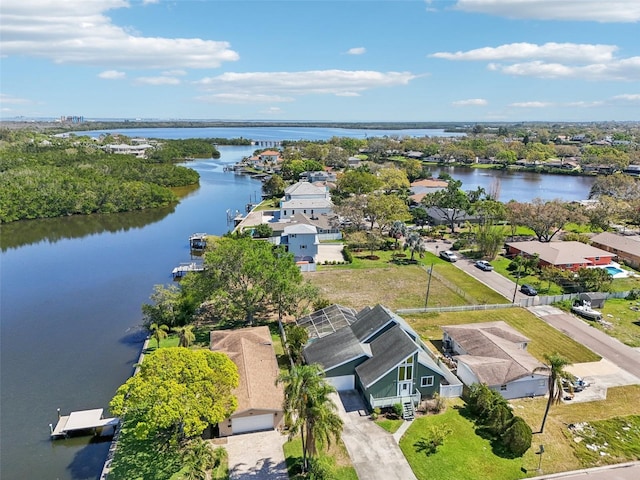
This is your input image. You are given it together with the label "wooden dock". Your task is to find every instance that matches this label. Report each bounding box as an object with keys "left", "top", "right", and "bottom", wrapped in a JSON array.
[
  {"left": 50, "top": 408, "right": 119, "bottom": 439},
  {"left": 172, "top": 262, "right": 205, "bottom": 279}
]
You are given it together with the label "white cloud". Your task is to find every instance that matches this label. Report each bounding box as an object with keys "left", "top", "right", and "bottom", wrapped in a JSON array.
[
  {"left": 98, "top": 70, "right": 126, "bottom": 79},
  {"left": 611, "top": 93, "right": 640, "bottom": 102},
  {"left": 454, "top": 0, "right": 640, "bottom": 23},
  {"left": 431, "top": 42, "right": 616, "bottom": 63},
  {"left": 565, "top": 101, "right": 604, "bottom": 108},
  {"left": 346, "top": 47, "right": 366, "bottom": 55},
  {"left": 196, "top": 70, "right": 417, "bottom": 96},
  {"left": 0, "top": 93, "right": 31, "bottom": 104},
  {"left": 135, "top": 76, "right": 181, "bottom": 85},
  {"left": 496, "top": 58, "right": 640, "bottom": 81},
  {"left": 162, "top": 70, "right": 187, "bottom": 77},
  {"left": 0, "top": 0, "right": 239, "bottom": 69},
  {"left": 259, "top": 107, "right": 284, "bottom": 115},
  {"left": 510, "top": 101, "right": 553, "bottom": 108},
  {"left": 195, "top": 93, "right": 295, "bottom": 104},
  {"left": 452, "top": 98, "right": 488, "bottom": 106}
]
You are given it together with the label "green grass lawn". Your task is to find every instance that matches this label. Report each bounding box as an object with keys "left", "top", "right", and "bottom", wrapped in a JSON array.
[
  {"left": 283, "top": 436, "right": 357, "bottom": 480},
  {"left": 310, "top": 249, "right": 506, "bottom": 310},
  {"left": 374, "top": 417, "right": 404, "bottom": 434},
  {"left": 404, "top": 307, "right": 600, "bottom": 364},
  {"left": 596, "top": 298, "right": 640, "bottom": 347},
  {"left": 400, "top": 405, "right": 529, "bottom": 480}
]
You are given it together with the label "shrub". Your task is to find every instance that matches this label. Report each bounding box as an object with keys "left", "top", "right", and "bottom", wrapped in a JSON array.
[
  {"left": 627, "top": 289, "right": 640, "bottom": 301},
  {"left": 501, "top": 416, "right": 532, "bottom": 457},
  {"left": 415, "top": 425, "right": 452, "bottom": 455},
  {"left": 342, "top": 246, "right": 353, "bottom": 263},
  {"left": 308, "top": 457, "right": 333, "bottom": 480},
  {"left": 392, "top": 403, "right": 404, "bottom": 419}
]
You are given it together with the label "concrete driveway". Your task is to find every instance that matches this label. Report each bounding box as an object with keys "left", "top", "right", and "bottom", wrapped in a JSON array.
[
  {"left": 224, "top": 430, "right": 288, "bottom": 480},
  {"left": 563, "top": 358, "right": 640, "bottom": 403},
  {"left": 333, "top": 391, "right": 418, "bottom": 480},
  {"left": 317, "top": 243, "right": 345, "bottom": 263}
]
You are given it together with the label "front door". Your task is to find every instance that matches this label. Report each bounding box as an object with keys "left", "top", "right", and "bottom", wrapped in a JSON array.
[{"left": 398, "top": 380, "right": 413, "bottom": 397}]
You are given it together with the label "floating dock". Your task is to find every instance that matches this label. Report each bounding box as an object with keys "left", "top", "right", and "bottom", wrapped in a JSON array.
[
  {"left": 172, "top": 262, "right": 205, "bottom": 279},
  {"left": 50, "top": 408, "right": 119, "bottom": 439}
]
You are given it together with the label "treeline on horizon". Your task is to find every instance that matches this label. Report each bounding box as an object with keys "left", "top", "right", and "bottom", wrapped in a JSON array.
[{"left": 0, "top": 137, "right": 209, "bottom": 223}]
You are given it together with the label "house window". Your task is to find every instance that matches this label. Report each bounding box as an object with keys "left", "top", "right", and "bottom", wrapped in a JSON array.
[
  {"left": 538, "top": 379, "right": 546, "bottom": 387},
  {"left": 566, "top": 264, "right": 573, "bottom": 268},
  {"left": 595, "top": 257, "right": 600, "bottom": 261},
  {"left": 398, "top": 356, "right": 414, "bottom": 381},
  {"left": 421, "top": 376, "right": 434, "bottom": 387},
  {"left": 500, "top": 384, "right": 507, "bottom": 391}
]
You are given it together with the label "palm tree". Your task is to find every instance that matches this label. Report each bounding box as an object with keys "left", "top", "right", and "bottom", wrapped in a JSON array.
[
  {"left": 276, "top": 364, "right": 343, "bottom": 473},
  {"left": 180, "top": 438, "right": 217, "bottom": 480},
  {"left": 534, "top": 353, "right": 573, "bottom": 433},
  {"left": 149, "top": 322, "right": 169, "bottom": 349},
  {"left": 389, "top": 220, "right": 407, "bottom": 249},
  {"left": 405, "top": 231, "right": 425, "bottom": 261},
  {"left": 176, "top": 325, "right": 195, "bottom": 348}
]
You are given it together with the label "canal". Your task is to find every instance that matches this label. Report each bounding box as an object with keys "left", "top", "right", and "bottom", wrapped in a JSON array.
[{"left": 0, "top": 128, "right": 595, "bottom": 479}]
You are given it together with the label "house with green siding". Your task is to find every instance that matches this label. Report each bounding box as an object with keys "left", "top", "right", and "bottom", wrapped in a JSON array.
[{"left": 300, "top": 304, "right": 446, "bottom": 417}]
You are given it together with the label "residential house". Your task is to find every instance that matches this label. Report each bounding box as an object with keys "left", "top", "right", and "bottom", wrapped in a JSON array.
[
  {"left": 301, "top": 304, "right": 449, "bottom": 414},
  {"left": 506, "top": 240, "right": 615, "bottom": 271},
  {"left": 442, "top": 322, "right": 549, "bottom": 400},
  {"left": 245, "top": 149, "right": 282, "bottom": 171},
  {"left": 408, "top": 178, "right": 449, "bottom": 204},
  {"left": 590, "top": 232, "right": 640, "bottom": 270},
  {"left": 210, "top": 326, "right": 284, "bottom": 436},
  {"left": 279, "top": 181, "right": 333, "bottom": 220},
  {"left": 280, "top": 224, "right": 319, "bottom": 269},
  {"left": 300, "top": 170, "right": 338, "bottom": 184},
  {"left": 424, "top": 206, "right": 481, "bottom": 228}
]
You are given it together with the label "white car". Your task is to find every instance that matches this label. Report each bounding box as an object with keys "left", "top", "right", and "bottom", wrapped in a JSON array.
[{"left": 439, "top": 250, "right": 458, "bottom": 262}]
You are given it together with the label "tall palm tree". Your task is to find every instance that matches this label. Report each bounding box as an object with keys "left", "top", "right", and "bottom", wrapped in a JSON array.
[
  {"left": 390, "top": 220, "right": 407, "bottom": 249},
  {"left": 276, "top": 364, "right": 343, "bottom": 473},
  {"left": 405, "top": 231, "right": 425, "bottom": 261},
  {"left": 176, "top": 325, "right": 195, "bottom": 348},
  {"left": 149, "top": 322, "right": 169, "bottom": 349},
  {"left": 534, "top": 353, "right": 573, "bottom": 433}
]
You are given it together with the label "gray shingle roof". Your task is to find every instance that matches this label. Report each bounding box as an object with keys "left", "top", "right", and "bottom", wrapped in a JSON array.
[
  {"left": 303, "top": 326, "right": 369, "bottom": 371},
  {"left": 355, "top": 325, "right": 418, "bottom": 388}
]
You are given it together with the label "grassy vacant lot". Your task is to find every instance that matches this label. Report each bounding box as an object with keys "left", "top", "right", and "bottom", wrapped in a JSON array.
[
  {"left": 598, "top": 298, "right": 640, "bottom": 347},
  {"left": 403, "top": 308, "right": 601, "bottom": 364},
  {"left": 309, "top": 251, "right": 507, "bottom": 310},
  {"left": 401, "top": 387, "right": 640, "bottom": 480},
  {"left": 283, "top": 436, "right": 357, "bottom": 480}
]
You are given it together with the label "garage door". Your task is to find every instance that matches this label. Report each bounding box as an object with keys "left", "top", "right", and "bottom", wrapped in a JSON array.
[
  {"left": 232, "top": 414, "right": 274, "bottom": 435},
  {"left": 326, "top": 375, "right": 355, "bottom": 391}
]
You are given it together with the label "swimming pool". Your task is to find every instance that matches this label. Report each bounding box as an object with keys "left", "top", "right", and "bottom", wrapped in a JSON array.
[{"left": 605, "top": 266, "right": 625, "bottom": 276}]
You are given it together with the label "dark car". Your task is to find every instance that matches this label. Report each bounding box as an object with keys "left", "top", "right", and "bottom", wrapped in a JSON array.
[
  {"left": 475, "top": 260, "right": 493, "bottom": 271},
  {"left": 520, "top": 284, "right": 538, "bottom": 296}
]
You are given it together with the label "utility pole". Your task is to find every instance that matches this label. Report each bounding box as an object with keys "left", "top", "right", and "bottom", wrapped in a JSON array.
[{"left": 425, "top": 263, "right": 434, "bottom": 309}]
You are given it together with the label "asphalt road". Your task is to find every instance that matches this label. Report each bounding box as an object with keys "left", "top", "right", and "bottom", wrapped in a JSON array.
[{"left": 423, "top": 241, "right": 640, "bottom": 379}]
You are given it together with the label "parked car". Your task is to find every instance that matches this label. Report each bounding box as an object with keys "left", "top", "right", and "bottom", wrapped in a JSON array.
[
  {"left": 520, "top": 284, "right": 538, "bottom": 296},
  {"left": 475, "top": 260, "right": 493, "bottom": 271},
  {"left": 439, "top": 250, "right": 458, "bottom": 262}
]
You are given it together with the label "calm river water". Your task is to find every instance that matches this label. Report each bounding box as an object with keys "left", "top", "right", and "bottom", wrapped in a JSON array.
[{"left": 0, "top": 128, "right": 595, "bottom": 479}]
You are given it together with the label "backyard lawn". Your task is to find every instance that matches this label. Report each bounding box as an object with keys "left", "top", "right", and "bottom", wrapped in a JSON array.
[{"left": 597, "top": 298, "right": 640, "bottom": 348}]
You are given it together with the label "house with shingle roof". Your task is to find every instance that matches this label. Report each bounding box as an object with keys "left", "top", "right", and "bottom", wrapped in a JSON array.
[
  {"left": 301, "top": 304, "right": 449, "bottom": 414},
  {"left": 442, "top": 321, "right": 548, "bottom": 399},
  {"left": 506, "top": 240, "right": 615, "bottom": 271},
  {"left": 210, "top": 326, "right": 284, "bottom": 436},
  {"left": 279, "top": 181, "right": 333, "bottom": 220},
  {"left": 590, "top": 232, "right": 640, "bottom": 270}
]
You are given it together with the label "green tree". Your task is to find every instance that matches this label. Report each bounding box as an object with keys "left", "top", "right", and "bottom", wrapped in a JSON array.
[
  {"left": 262, "top": 174, "right": 286, "bottom": 198},
  {"left": 501, "top": 416, "right": 532, "bottom": 457},
  {"left": 389, "top": 220, "right": 408, "bottom": 249},
  {"left": 142, "top": 284, "right": 183, "bottom": 329},
  {"left": 365, "top": 193, "right": 410, "bottom": 234},
  {"left": 179, "top": 438, "right": 223, "bottom": 480},
  {"left": 285, "top": 324, "right": 310, "bottom": 365},
  {"left": 421, "top": 179, "right": 472, "bottom": 234},
  {"left": 149, "top": 322, "right": 169, "bottom": 349},
  {"left": 404, "top": 231, "right": 425, "bottom": 261},
  {"left": 516, "top": 199, "right": 576, "bottom": 243},
  {"left": 110, "top": 348, "right": 238, "bottom": 441},
  {"left": 378, "top": 167, "right": 410, "bottom": 193},
  {"left": 534, "top": 353, "right": 573, "bottom": 433},
  {"left": 277, "top": 364, "right": 343, "bottom": 473},
  {"left": 404, "top": 158, "right": 423, "bottom": 182},
  {"left": 336, "top": 170, "right": 381, "bottom": 195},
  {"left": 252, "top": 223, "right": 274, "bottom": 238},
  {"left": 176, "top": 325, "right": 196, "bottom": 348},
  {"left": 574, "top": 267, "right": 613, "bottom": 292},
  {"left": 185, "top": 236, "right": 302, "bottom": 325}
]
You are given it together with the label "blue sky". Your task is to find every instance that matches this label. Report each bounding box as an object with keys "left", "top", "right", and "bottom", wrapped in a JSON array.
[{"left": 1, "top": 0, "right": 639, "bottom": 122}]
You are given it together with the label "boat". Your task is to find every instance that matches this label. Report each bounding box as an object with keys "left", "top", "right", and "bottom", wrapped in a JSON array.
[{"left": 571, "top": 301, "right": 603, "bottom": 321}]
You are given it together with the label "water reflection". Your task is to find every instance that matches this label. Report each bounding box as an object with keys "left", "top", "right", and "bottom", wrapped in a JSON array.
[{"left": 0, "top": 205, "right": 175, "bottom": 252}]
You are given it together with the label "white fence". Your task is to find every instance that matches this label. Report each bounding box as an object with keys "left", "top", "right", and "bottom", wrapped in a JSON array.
[{"left": 370, "top": 392, "right": 420, "bottom": 409}]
